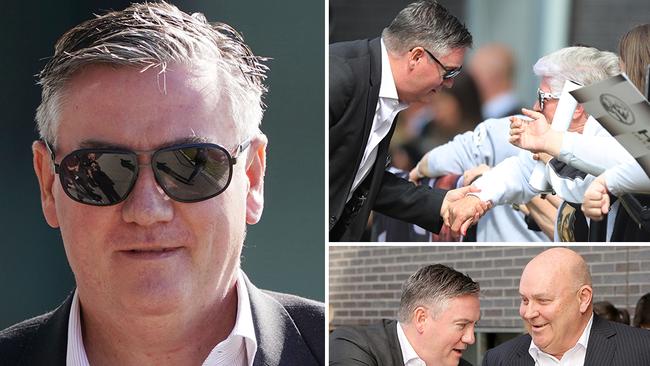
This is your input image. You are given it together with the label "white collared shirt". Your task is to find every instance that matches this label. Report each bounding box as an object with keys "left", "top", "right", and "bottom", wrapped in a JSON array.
[
  {"left": 66, "top": 269, "right": 257, "bottom": 366},
  {"left": 347, "top": 38, "right": 409, "bottom": 202},
  {"left": 396, "top": 322, "right": 426, "bottom": 366},
  {"left": 528, "top": 314, "right": 593, "bottom": 366}
]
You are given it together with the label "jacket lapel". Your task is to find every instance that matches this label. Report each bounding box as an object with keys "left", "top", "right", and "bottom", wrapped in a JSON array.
[
  {"left": 245, "top": 275, "right": 319, "bottom": 366},
  {"left": 583, "top": 315, "right": 616, "bottom": 366},
  {"left": 23, "top": 291, "right": 74, "bottom": 366}
]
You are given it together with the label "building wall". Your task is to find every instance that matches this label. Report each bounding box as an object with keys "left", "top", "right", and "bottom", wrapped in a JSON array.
[{"left": 329, "top": 246, "right": 650, "bottom": 330}]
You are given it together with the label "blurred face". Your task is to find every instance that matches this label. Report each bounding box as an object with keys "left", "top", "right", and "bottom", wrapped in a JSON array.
[
  {"left": 33, "top": 64, "right": 266, "bottom": 318},
  {"left": 401, "top": 47, "right": 466, "bottom": 104},
  {"left": 519, "top": 265, "right": 585, "bottom": 358},
  {"left": 416, "top": 295, "right": 480, "bottom": 366}
]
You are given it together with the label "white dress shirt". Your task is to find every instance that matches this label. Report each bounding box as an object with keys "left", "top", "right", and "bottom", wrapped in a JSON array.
[
  {"left": 66, "top": 269, "right": 257, "bottom": 366},
  {"left": 397, "top": 322, "right": 426, "bottom": 366},
  {"left": 347, "top": 38, "right": 409, "bottom": 202},
  {"left": 528, "top": 314, "right": 593, "bottom": 366}
]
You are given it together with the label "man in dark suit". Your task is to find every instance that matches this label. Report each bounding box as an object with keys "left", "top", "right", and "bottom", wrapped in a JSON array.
[
  {"left": 482, "top": 248, "right": 650, "bottom": 366},
  {"left": 329, "top": 0, "right": 487, "bottom": 241},
  {"left": 330, "top": 264, "right": 480, "bottom": 365},
  {"left": 0, "top": 3, "right": 323, "bottom": 365}
]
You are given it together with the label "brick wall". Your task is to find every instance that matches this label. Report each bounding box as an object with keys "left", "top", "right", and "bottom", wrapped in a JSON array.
[{"left": 329, "top": 246, "right": 650, "bottom": 330}]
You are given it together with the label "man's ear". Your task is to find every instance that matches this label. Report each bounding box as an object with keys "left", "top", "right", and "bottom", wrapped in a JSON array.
[
  {"left": 408, "top": 47, "right": 423, "bottom": 69},
  {"left": 573, "top": 103, "right": 586, "bottom": 120},
  {"left": 32, "top": 140, "right": 59, "bottom": 228},
  {"left": 245, "top": 133, "right": 267, "bottom": 225},
  {"left": 577, "top": 285, "right": 593, "bottom": 313},
  {"left": 413, "top": 306, "right": 428, "bottom": 333}
]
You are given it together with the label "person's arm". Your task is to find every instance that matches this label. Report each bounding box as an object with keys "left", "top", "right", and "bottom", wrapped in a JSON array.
[
  {"left": 373, "top": 171, "right": 485, "bottom": 234},
  {"left": 510, "top": 108, "right": 636, "bottom": 175},
  {"left": 603, "top": 160, "right": 650, "bottom": 195},
  {"left": 471, "top": 150, "right": 540, "bottom": 206},
  {"left": 329, "top": 328, "right": 377, "bottom": 366},
  {"left": 410, "top": 117, "right": 519, "bottom": 180},
  {"left": 329, "top": 53, "right": 355, "bottom": 128},
  {"left": 522, "top": 195, "right": 560, "bottom": 240}
]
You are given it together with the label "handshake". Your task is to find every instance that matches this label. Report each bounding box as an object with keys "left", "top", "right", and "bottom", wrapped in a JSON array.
[{"left": 440, "top": 185, "right": 492, "bottom": 237}]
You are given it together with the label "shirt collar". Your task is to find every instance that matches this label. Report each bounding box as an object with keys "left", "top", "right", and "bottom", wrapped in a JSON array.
[
  {"left": 232, "top": 269, "right": 258, "bottom": 366},
  {"left": 66, "top": 269, "right": 257, "bottom": 366},
  {"left": 396, "top": 322, "right": 425, "bottom": 365},
  {"left": 379, "top": 38, "right": 405, "bottom": 105},
  {"left": 528, "top": 313, "right": 594, "bottom": 362}
]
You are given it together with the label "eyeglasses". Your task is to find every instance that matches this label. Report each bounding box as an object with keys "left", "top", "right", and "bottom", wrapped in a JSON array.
[
  {"left": 45, "top": 139, "right": 250, "bottom": 206},
  {"left": 537, "top": 88, "right": 559, "bottom": 110},
  {"left": 421, "top": 48, "right": 462, "bottom": 80}
]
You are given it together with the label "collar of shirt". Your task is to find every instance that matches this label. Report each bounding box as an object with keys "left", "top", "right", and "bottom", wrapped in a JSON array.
[
  {"left": 66, "top": 269, "right": 258, "bottom": 366},
  {"left": 528, "top": 313, "right": 594, "bottom": 365},
  {"left": 397, "top": 322, "right": 426, "bottom": 366},
  {"left": 379, "top": 39, "right": 408, "bottom": 110}
]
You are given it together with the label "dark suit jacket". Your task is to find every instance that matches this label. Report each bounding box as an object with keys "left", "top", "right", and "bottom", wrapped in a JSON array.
[
  {"left": 482, "top": 314, "right": 650, "bottom": 366},
  {"left": 0, "top": 273, "right": 324, "bottom": 366},
  {"left": 329, "top": 38, "right": 445, "bottom": 242},
  {"left": 330, "top": 319, "right": 473, "bottom": 366}
]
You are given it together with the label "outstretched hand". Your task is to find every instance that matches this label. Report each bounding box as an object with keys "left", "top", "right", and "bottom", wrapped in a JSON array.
[{"left": 509, "top": 108, "right": 552, "bottom": 153}]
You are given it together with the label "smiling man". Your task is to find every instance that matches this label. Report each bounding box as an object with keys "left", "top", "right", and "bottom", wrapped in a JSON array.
[
  {"left": 0, "top": 3, "right": 323, "bottom": 365},
  {"left": 329, "top": 0, "right": 486, "bottom": 241},
  {"left": 482, "top": 248, "right": 650, "bottom": 366},
  {"left": 330, "top": 264, "right": 480, "bottom": 366}
]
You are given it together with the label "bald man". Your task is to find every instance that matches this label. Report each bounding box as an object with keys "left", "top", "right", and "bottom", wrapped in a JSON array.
[
  {"left": 483, "top": 248, "right": 650, "bottom": 366},
  {"left": 468, "top": 43, "right": 522, "bottom": 119}
]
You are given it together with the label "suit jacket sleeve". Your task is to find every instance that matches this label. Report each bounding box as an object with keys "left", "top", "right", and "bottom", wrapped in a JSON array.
[
  {"left": 373, "top": 171, "right": 446, "bottom": 233},
  {"left": 329, "top": 327, "right": 378, "bottom": 366}
]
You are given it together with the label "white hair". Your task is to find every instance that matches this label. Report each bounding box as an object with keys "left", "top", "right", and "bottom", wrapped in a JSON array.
[
  {"left": 533, "top": 46, "right": 620, "bottom": 94},
  {"left": 36, "top": 1, "right": 268, "bottom": 147}
]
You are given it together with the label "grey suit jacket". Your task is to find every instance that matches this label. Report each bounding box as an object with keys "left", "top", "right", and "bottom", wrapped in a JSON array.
[
  {"left": 0, "top": 273, "right": 324, "bottom": 366},
  {"left": 482, "top": 314, "right": 650, "bottom": 366}
]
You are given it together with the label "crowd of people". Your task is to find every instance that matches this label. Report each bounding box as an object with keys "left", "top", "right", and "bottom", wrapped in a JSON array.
[{"left": 329, "top": 0, "right": 650, "bottom": 242}]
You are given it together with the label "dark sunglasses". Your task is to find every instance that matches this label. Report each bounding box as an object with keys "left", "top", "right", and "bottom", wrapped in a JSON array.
[
  {"left": 45, "top": 139, "right": 250, "bottom": 206},
  {"left": 420, "top": 48, "right": 462, "bottom": 80}
]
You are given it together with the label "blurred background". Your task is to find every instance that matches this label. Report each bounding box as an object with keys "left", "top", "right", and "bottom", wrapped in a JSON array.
[
  {"left": 0, "top": 0, "right": 324, "bottom": 329},
  {"left": 329, "top": 246, "right": 650, "bottom": 365}
]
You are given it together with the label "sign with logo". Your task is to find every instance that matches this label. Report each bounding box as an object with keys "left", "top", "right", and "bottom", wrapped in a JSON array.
[{"left": 571, "top": 74, "right": 650, "bottom": 176}]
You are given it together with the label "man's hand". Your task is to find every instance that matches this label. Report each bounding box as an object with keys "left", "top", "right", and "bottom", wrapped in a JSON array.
[
  {"left": 442, "top": 187, "right": 491, "bottom": 236},
  {"left": 581, "top": 175, "right": 610, "bottom": 221},
  {"left": 408, "top": 164, "right": 424, "bottom": 183},
  {"left": 462, "top": 164, "right": 490, "bottom": 187},
  {"left": 509, "top": 108, "right": 554, "bottom": 153}
]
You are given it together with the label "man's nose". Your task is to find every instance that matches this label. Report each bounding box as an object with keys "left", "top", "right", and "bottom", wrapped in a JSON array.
[
  {"left": 461, "top": 327, "right": 476, "bottom": 345},
  {"left": 121, "top": 167, "right": 173, "bottom": 226},
  {"left": 521, "top": 302, "right": 539, "bottom": 319}
]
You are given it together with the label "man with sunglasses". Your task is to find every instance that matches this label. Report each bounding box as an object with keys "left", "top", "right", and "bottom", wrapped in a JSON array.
[
  {"left": 330, "top": 0, "right": 486, "bottom": 241},
  {"left": 445, "top": 47, "right": 624, "bottom": 238},
  {"left": 0, "top": 3, "right": 323, "bottom": 366}
]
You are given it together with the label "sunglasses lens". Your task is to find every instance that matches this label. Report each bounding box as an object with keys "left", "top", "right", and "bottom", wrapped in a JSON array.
[
  {"left": 152, "top": 145, "right": 232, "bottom": 202},
  {"left": 59, "top": 151, "right": 137, "bottom": 205}
]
